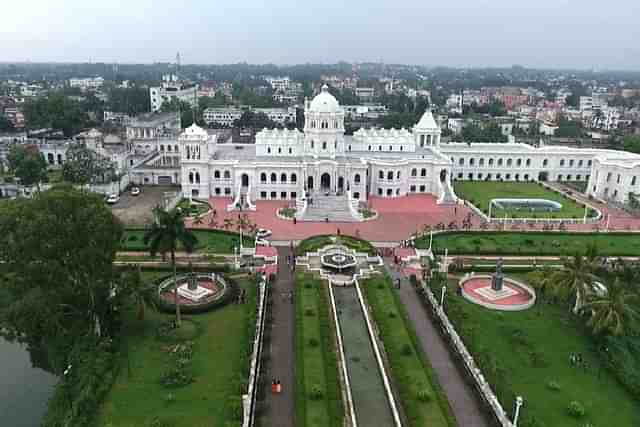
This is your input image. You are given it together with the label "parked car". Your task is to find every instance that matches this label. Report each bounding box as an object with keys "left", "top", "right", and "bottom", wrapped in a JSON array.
[
  {"left": 130, "top": 186, "right": 141, "bottom": 196},
  {"left": 256, "top": 228, "right": 272, "bottom": 239},
  {"left": 106, "top": 194, "right": 119, "bottom": 204}
]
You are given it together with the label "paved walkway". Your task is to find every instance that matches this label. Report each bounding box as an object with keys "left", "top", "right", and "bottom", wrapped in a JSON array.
[
  {"left": 262, "top": 246, "right": 295, "bottom": 427},
  {"left": 384, "top": 261, "right": 491, "bottom": 427}
]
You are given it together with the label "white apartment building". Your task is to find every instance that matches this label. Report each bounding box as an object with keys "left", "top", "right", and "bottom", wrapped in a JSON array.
[
  {"left": 149, "top": 75, "right": 198, "bottom": 112},
  {"left": 69, "top": 77, "right": 105, "bottom": 91},
  {"left": 202, "top": 107, "right": 297, "bottom": 127}
]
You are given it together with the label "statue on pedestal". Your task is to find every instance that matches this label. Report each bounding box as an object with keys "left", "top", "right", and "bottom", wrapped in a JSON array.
[
  {"left": 187, "top": 262, "right": 198, "bottom": 291},
  {"left": 491, "top": 258, "right": 504, "bottom": 292}
]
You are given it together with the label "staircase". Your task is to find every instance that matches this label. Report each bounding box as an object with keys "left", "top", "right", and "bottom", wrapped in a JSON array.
[
  {"left": 299, "top": 193, "right": 361, "bottom": 222},
  {"left": 437, "top": 177, "right": 458, "bottom": 205}
]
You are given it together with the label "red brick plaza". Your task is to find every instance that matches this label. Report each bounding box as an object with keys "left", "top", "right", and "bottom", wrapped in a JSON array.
[{"left": 185, "top": 193, "right": 640, "bottom": 243}]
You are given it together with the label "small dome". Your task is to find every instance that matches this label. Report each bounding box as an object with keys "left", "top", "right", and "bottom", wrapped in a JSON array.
[{"left": 309, "top": 84, "right": 341, "bottom": 113}]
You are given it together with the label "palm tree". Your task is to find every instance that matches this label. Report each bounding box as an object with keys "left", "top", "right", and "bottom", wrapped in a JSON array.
[
  {"left": 144, "top": 207, "right": 198, "bottom": 327},
  {"left": 546, "top": 255, "right": 599, "bottom": 313},
  {"left": 583, "top": 278, "right": 639, "bottom": 336},
  {"left": 121, "top": 265, "right": 156, "bottom": 321}
]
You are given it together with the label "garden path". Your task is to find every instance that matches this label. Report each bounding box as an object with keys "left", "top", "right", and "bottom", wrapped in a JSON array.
[
  {"left": 384, "top": 261, "right": 491, "bottom": 427},
  {"left": 262, "top": 246, "right": 295, "bottom": 427}
]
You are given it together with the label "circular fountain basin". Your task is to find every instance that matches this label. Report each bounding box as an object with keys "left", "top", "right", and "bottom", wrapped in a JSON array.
[
  {"left": 321, "top": 251, "right": 358, "bottom": 270},
  {"left": 159, "top": 274, "right": 226, "bottom": 306},
  {"left": 459, "top": 274, "right": 536, "bottom": 311}
]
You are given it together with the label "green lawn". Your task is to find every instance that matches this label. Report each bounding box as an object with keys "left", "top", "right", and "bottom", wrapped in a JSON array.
[
  {"left": 96, "top": 274, "right": 256, "bottom": 427},
  {"left": 454, "top": 181, "right": 592, "bottom": 219},
  {"left": 420, "top": 231, "right": 640, "bottom": 256},
  {"left": 296, "top": 235, "right": 376, "bottom": 256},
  {"left": 294, "top": 272, "right": 343, "bottom": 427},
  {"left": 361, "top": 275, "right": 455, "bottom": 427},
  {"left": 121, "top": 229, "right": 253, "bottom": 253},
  {"left": 435, "top": 275, "right": 640, "bottom": 427}
]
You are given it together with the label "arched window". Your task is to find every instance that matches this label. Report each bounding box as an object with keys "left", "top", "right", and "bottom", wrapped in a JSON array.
[
  {"left": 291, "top": 173, "right": 297, "bottom": 183},
  {"left": 479, "top": 158, "right": 485, "bottom": 166},
  {"left": 507, "top": 159, "right": 512, "bottom": 166},
  {"left": 160, "top": 144, "right": 165, "bottom": 151},
  {"left": 543, "top": 159, "right": 548, "bottom": 167},
  {"left": 526, "top": 158, "right": 531, "bottom": 166},
  {"left": 214, "top": 170, "right": 220, "bottom": 179},
  {"left": 387, "top": 171, "right": 394, "bottom": 180},
  {"left": 379, "top": 171, "right": 384, "bottom": 179},
  {"left": 311, "top": 140, "right": 315, "bottom": 149},
  {"left": 195, "top": 172, "right": 200, "bottom": 184},
  {"left": 260, "top": 173, "right": 267, "bottom": 183},
  {"left": 175, "top": 145, "right": 178, "bottom": 152},
  {"left": 469, "top": 158, "right": 475, "bottom": 166},
  {"left": 224, "top": 170, "right": 231, "bottom": 179},
  {"left": 322, "top": 141, "right": 327, "bottom": 150},
  {"left": 517, "top": 159, "right": 522, "bottom": 166},
  {"left": 189, "top": 172, "right": 194, "bottom": 184},
  {"left": 459, "top": 158, "right": 464, "bottom": 165},
  {"left": 411, "top": 168, "right": 417, "bottom": 177},
  {"left": 421, "top": 168, "right": 427, "bottom": 177},
  {"left": 396, "top": 171, "right": 401, "bottom": 179},
  {"left": 281, "top": 173, "right": 287, "bottom": 183},
  {"left": 489, "top": 158, "right": 494, "bottom": 166},
  {"left": 498, "top": 158, "right": 503, "bottom": 166},
  {"left": 270, "top": 173, "right": 277, "bottom": 183},
  {"left": 354, "top": 174, "right": 361, "bottom": 184},
  {"left": 167, "top": 145, "right": 172, "bottom": 152}
]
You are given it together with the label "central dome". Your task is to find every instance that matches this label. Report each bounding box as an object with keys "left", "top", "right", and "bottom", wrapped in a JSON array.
[{"left": 309, "top": 84, "right": 341, "bottom": 113}]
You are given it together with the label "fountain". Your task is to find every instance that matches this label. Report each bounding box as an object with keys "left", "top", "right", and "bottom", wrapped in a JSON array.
[{"left": 459, "top": 259, "right": 536, "bottom": 311}]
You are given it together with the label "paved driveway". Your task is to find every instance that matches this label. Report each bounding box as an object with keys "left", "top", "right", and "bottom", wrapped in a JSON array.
[{"left": 110, "top": 185, "right": 180, "bottom": 226}]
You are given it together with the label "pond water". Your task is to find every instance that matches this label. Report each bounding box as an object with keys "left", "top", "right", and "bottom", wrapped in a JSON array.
[
  {"left": 332, "top": 286, "right": 396, "bottom": 426},
  {"left": 491, "top": 198, "right": 562, "bottom": 212},
  {"left": 0, "top": 337, "right": 57, "bottom": 427}
]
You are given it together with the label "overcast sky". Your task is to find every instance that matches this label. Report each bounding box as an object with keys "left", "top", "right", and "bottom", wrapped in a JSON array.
[{"left": 1, "top": 0, "right": 639, "bottom": 70}]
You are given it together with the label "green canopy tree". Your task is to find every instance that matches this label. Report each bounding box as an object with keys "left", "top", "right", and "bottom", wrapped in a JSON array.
[
  {"left": 7, "top": 144, "right": 47, "bottom": 188},
  {"left": 0, "top": 186, "right": 123, "bottom": 373},
  {"left": 62, "top": 144, "right": 116, "bottom": 184},
  {"left": 547, "top": 255, "right": 599, "bottom": 313},
  {"left": 144, "top": 207, "right": 198, "bottom": 326}
]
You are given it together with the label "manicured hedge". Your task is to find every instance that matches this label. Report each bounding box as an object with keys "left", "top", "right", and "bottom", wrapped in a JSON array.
[
  {"left": 151, "top": 273, "right": 239, "bottom": 315},
  {"left": 296, "top": 234, "right": 376, "bottom": 256}
]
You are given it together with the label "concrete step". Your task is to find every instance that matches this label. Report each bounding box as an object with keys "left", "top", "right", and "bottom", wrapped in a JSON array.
[{"left": 300, "top": 194, "right": 360, "bottom": 222}]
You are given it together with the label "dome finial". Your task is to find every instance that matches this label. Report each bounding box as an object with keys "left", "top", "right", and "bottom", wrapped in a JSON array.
[{"left": 321, "top": 83, "right": 329, "bottom": 92}]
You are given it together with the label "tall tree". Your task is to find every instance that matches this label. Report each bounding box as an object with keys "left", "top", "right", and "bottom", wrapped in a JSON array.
[
  {"left": 583, "top": 279, "right": 639, "bottom": 336},
  {"left": 7, "top": 144, "right": 47, "bottom": 188},
  {"left": 0, "top": 186, "right": 123, "bottom": 372},
  {"left": 547, "top": 255, "right": 598, "bottom": 313},
  {"left": 144, "top": 207, "right": 197, "bottom": 326},
  {"left": 62, "top": 144, "right": 116, "bottom": 184}
]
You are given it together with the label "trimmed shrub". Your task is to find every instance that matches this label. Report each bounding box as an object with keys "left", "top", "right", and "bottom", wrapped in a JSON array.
[
  {"left": 417, "top": 389, "right": 432, "bottom": 403},
  {"left": 309, "top": 384, "right": 324, "bottom": 400},
  {"left": 567, "top": 401, "right": 586, "bottom": 418},
  {"left": 401, "top": 343, "right": 413, "bottom": 356},
  {"left": 546, "top": 380, "right": 561, "bottom": 391},
  {"left": 308, "top": 337, "right": 319, "bottom": 347}
]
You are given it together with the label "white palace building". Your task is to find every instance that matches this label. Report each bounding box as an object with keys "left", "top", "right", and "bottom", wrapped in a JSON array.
[
  {"left": 48, "top": 84, "right": 640, "bottom": 221},
  {"left": 166, "top": 84, "right": 640, "bottom": 220}
]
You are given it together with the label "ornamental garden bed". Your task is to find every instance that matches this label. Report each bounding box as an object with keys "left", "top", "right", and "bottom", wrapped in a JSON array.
[
  {"left": 296, "top": 235, "right": 376, "bottom": 257},
  {"left": 417, "top": 231, "right": 640, "bottom": 257},
  {"left": 96, "top": 273, "right": 257, "bottom": 427},
  {"left": 294, "top": 272, "right": 343, "bottom": 427},
  {"left": 361, "top": 275, "right": 456, "bottom": 427},
  {"left": 120, "top": 228, "right": 253, "bottom": 253},
  {"left": 428, "top": 274, "right": 640, "bottom": 427}
]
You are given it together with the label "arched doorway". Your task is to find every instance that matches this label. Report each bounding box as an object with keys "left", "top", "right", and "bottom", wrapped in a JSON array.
[
  {"left": 321, "top": 173, "right": 331, "bottom": 191},
  {"left": 241, "top": 173, "right": 249, "bottom": 187},
  {"left": 338, "top": 176, "right": 344, "bottom": 191},
  {"left": 439, "top": 169, "right": 448, "bottom": 183},
  {"left": 307, "top": 176, "right": 314, "bottom": 190},
  {"left": 538, "top": 171, "right": 548, "bottom": 182}
]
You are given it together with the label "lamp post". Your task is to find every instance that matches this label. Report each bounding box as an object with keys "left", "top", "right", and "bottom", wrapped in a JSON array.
[
  {"left": 234, "top": 246, "right": 239, "bottom": 269},
  {"left": 513, "top": 396, "right": 524, "bottom": 427},
  {"left": 440, "top": 285, "right": 446, "bottom": 307},
  {"left": 428, "top": 229, "right": 433, "bottom": 252}
]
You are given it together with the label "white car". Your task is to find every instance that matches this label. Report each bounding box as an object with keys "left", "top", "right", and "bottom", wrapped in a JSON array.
[
  {"left": 130, "top": 186, "right": 141, "bottom": 196},
  {"left": 256, "top": 228, "right": 272, "bottom": 239},
  {"left": 106, "top": 194, "right": 120, "bottom": 204}
]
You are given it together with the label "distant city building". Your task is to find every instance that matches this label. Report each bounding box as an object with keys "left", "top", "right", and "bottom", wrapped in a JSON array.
[
  {"left": 202, "top": 107, "right": 297, "bottom": 127},
  {"left": 103, "top": 111, "right": 133, "bottom": 126},
  {"left": 355, "top": 87, "right": 375, "bottom": 100},
  {"left": 68, "top": 77, "right": 104, "bottom": 91},
  {"left": 343, "top": 105, "right": 389, "bottom": 120},
  {"left": 149, "top": 74, "right": 198, "bottom": 112}
]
